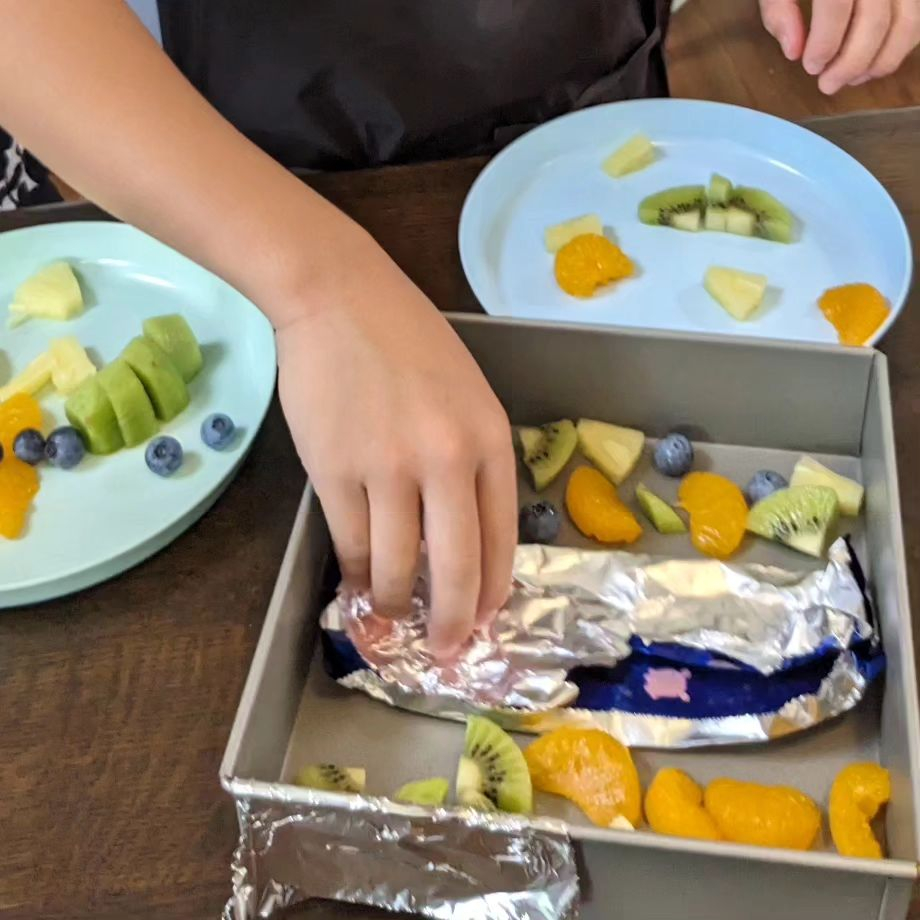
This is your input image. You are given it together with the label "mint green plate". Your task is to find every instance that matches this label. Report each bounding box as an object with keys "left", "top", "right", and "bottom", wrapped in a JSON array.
[{"left": 0, "top": 222, "right": 276, "bottom": 607}]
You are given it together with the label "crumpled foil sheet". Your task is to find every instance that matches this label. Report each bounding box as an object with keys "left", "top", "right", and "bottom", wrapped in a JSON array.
[
  {"left": 321, "top": 539, "right": 878, "bottom": 746},
  {"left": 223, "top": 785, "right": 579, "bottom": 920}
]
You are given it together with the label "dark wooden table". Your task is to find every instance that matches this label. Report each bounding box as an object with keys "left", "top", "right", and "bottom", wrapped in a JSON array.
[{"left": 1, "top": 108, "right": 918, "bottom": 920}]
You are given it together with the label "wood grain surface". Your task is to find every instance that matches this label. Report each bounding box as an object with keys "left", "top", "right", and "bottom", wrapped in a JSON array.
[{"left": 1, "top": 108, "right": 919, "bottom": 919}]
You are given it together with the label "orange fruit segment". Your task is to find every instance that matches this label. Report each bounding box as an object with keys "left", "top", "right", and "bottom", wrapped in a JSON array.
[
  {"left": 566, "top": 466, "right": 642, "bottom": 544},
  {"left": 0, "top": 392, "right": 43, "bottom": 454},
  {"left": 679, "top": 471, "right": 747, "bottom": 559},
  {"left": 819, "top": 283, "right": 890, "bottom": 346},
  {"left": 829, "top": 763, "right": 890, "bottom": 859},
  {"left": 554, "top": 233, "right": 634, "bottom": 298},
  {"left": 0, "top": 394, "right": 43, "bottom": 539},
  {"left": 645, "top": 768, "right": 722, "bottom": 841},
  {"left": 704, "top": 778, "right": 821, "bottom": 850},
  {"left": 524, "top": 727, "right": 642, "bottom": 827}
]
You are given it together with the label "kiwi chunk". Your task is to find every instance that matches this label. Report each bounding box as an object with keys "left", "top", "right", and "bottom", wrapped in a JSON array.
[
  {"left": 121, "top": 336, "right": 190, "bottom": 422},
  {"left": 636, "top": 484, "right": 686, "bottom": 534},
  {"left": 518, "top": 420, "right": 577, "bottom": 491},
  {"left": 728, "top": 186, "right": 794, "bottom": 243},
  {"left": 790, "top": 456, "right": 864, "bottom": 516},
  {"left": 638, "top": 186, "right": 706, "bottom": 231},
  {"left": 96, "top": 359, "right": 158, "bottom": 448},
  {"left": 456, "top": 716, "right": 532, "bottom": 814},
  {"left": 295, "top": 763, "right": 366, "bottom": 793},
  {"left": 65, "top": 376, "right": 124, "bottom": 455},
  {"left": 747, "top": 485, "right": 838, "bottom": 557},
  {"left": 143, "top": 314, "right": 203, "bottom": 382},
  {"left": 394, "top": 777, "right": 450, "bottom": 807},
  {"left": 708, "top": 174, "right": 733, "bottom": 205}
]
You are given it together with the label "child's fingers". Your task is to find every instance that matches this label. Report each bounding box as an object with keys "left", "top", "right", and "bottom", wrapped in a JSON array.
[
  {"left": 368, "top": 480, "right": 422, "bottom": 619},
  {"left": 475, "top": 446, "right": 517, "bottom": 626},
  {"left": 803, "top": 0, "right": 857, "bottom": 75},
  {"left": 866, "top": 0, "right": 920, "bottom": 80},
  {"left": 759, "top": 0, "right": 808, "bottom": 60},
  {"left": 817, "top": 0, "right": 893, "bottom": 93}
]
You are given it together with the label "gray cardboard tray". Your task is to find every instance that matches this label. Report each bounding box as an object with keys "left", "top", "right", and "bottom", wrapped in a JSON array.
[{"left": 222, "top": 317, "right": 920, "bottom": 920}]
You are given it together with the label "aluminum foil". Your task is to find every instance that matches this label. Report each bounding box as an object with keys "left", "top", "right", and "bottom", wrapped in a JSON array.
[
  {"left": 223, "top": 783, "right": 579, "bottom": 920},
  {"left": 320, "top": 539, "right": 879, "bottom": 746}
]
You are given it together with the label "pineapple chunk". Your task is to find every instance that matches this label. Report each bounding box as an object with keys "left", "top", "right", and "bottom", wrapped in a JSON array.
[
  {"left": 576, "top": 418, "right": 645, "bottom": 485},
  {"left": 704, "top": 266, "right": 768, "bottom": 321},
  {"left": 544, "top": 214, "right": 604, "bottom": 253},
  {"left": 602, "top": 134, "right": 656, "bottom": 178},
  {"left": 50, "top": 337, "right": 97, "bottom": 395},
  {"left": 0, "top": 351, "right": 54, "bottom": 403},
  {"left": 790, "top": 456, "right": 864, "bottom": 516},
  {"left": 9, "top": 261, "right": 85, "bottom": 322}
]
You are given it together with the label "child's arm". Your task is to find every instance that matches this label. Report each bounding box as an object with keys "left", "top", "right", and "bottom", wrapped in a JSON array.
[{"left": 0, "top": 0, "right": 515, "bottom": 655}]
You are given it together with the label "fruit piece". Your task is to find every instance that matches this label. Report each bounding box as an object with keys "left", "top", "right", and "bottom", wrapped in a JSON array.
[
  {"left": 456, "top": 716, "right": 532, "bottom": 814},
  {"left": 636, "top": 484, "right": 687, "bottom": 534},
  {"left": 645, "top": 768, "right": 722, "bottom": 841},
  {"left": 461, "top": 791, "right": 497, "bottom": 812},
  {"left": 566, "top": 466, "right": 642, "bottom": 544},
  {"left": 602, "top": 133, "right": 656, "bottom": 178},
  {"left": 728, "top": 187, "right": 794, "bottom": 243},
  {"left": 518, "top": 500, "right": 562, "bottom": 544},
  {"left": 790, "top": 456, "right": 864, "bottom": 516},
  {"left": 394, "top": 778, "right": 450, "bottom": 807},
  {"left": 679, "top": 472, "right": 748, "bottom": 559},
  {"left": 145, "top": 435, "right": 184, "bottom": 477},
  {"left": 544, "top": 214, "right": 604, "bottom": 253},
  {"left": 9, "top": 261, "right": 84, "bottom": 321},
  {"left": 653, "top": 433, "right": 694, "bottom": 478},
  {"left": 747, "top": 485, "right": 838, "bottom": 557},
  {"left": 201, "top": 412, "right": 236, "bottom": 451},
  {"left": 724, "top": 207, "right": 757, "bottom": 237},
  {"left": 0, "top": 454, "right": 39, "bottom": 539},
  {"left": 518, "top": 420, "right": 577, "bottom": 491},
  {"left": 704, "top": 206, "right": 728, "bottom": 232},
  {"left": 576, "top": 418, "right": 645, "bottom": 485},
  {"left": 639, "top": 185, "right": 706, "bottom": 231},
  {"left": 44, "top": 426, "right": 86, "bottom": 469},
  {"left": 744, "top": 470, "right": 788, "bottom": 506},
  {"left": 525, "top": 727, "right": 641, "bottom": 828},
  {"left": 554, "top": 233, "right": 634, "bottom": 298},
  {"left": 96, "top": 359, "right": 158, "bottom": 447},
  {"left": 121, "top": 337, "right": 189, "bottom": 421},
  {"left": 0, "top": 350, "right": 55, "bottom": 404},
  {"left": 295, "top": 764, "right": 367, "bottom": 793},
  {"left": 704, "top": 267, "right": 768, "bottom": 321},
  {"left": 142, "top": 314, "right": 203, "bottom": 382},
  {"left": 708, "top": 173, "right": 732, "bottom": 205},
  {"left": 65, "top": 377, "right": 124, "bottom": 455},
  {"left": 13, "top": 429, "right": 46, "bottom": 466},
  {"left": 818, "top": 283, "right": 890, "bottom": 347},
  {"left": 829, "top": 763, "right": 890, "bottom": 859},
  {"left": 50, "top": 337, "right": 97, "bottom": 396},
  {"left": 704, "top": 778, "right": 820, "bottom": 850},
  {"left": 0, "top": 392, "right": 43, "bottom": 454}
]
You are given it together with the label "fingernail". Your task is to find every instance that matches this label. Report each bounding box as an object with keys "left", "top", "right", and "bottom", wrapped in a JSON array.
[
  {"left": 850, "top": 75, "right": 871, "bottom": 87},
  {"left": 803, "top": 57, "right": 824, "bottom": 76}
]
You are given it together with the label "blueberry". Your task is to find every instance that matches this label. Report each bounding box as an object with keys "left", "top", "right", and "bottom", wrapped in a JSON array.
[
  {"left": 44, "top": 426, "right": 85, "bottom": 469},
  {"left": 653, "top": 433, "right": 694, "bottom": 478},
  {"left": 145, "top": 436, "right": 184, "bottom": 477},
  {"left": 518, "top": 501, "right": 561, "bottom": 544},
  {"left": 13, "top": 428, "right": 46, "bottom": 466},
  {"left": 745, "top": 470, "right": 788, "bottom": 506},
  {"left": 201, "top": 412, "right": 235, "bottom": 450}
]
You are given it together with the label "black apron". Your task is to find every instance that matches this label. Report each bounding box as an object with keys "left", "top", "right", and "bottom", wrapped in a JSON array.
[{"left": 158, "top": 0, "right": 672, "bottom": 171}]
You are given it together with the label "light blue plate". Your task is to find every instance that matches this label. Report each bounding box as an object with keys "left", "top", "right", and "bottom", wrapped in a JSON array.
[
  {"left": 459, "top": 99, "right": 912, "bottom": 343},
  {"left": 0, "top": 222, "right": 276, "bottom": 607}
]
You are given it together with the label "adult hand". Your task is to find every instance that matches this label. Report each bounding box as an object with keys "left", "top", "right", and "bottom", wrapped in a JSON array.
[
  {"left": 759, "top": 0, "right": 920, "bottom": 94},
  {"left": 276, "top": 229, "right": 516, "bottom": 657}
]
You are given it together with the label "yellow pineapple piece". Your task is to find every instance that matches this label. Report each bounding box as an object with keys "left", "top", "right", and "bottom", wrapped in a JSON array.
[
  {"left": 50, "top": 337, "right": 97, "bottom": 395},
  {"left": 602, "top": 134, "right": 656, "bottom": 178},
  {"left": 9, "top": 261, "right": 85, "bottom": 322},
  {"left": 0, "top": 351, "right": 55, "bottom": 403},
  {"left": 544, "top": 214, "right": 604, "bottom": 253}
]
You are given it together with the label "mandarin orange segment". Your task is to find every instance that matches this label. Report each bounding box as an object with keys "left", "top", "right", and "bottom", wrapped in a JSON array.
[
  {"left": 0, "top": 455, "right": 40, "bottom": 539},
  {"left": 829, "top": 763, "right": 890, "bottom": 859},
  {"left": 678, "top": 472, "right": 747, "bottom": 559},
  {"left": 554, "top": 233, "right": 634, "bottom": 298},
  {"left": 566, "top": 466, "right": 642, "bottom": 544},
  {"left": 0, "top": 392, "right": 43, "bottom": 453},
  {"left": 645, "top": 768, "right": 722, "bottom": 841},
  {"left": 704, "top": 778, "right": 821, "bottom": 851},
  {"left": 818, "top": 283, "right": 890, "bottom": 346},
  {"left": 524, "top": 727, "right": 642, "bottom": 827}
]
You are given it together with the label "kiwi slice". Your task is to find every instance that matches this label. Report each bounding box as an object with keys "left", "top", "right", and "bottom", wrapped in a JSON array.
[
  {"left": 708, "top": 174, "right": 733, "bottom": 205},
  {"left": 518, "top": 420, "right": 577, "bottom": 491},
  {"left": 394, "top": 777, "right": 450, "bottom": 807},
  {"left": 638, "top": 186, "right": 706, "bottom": 232},
  {"left": 65, "top": 376, "right": 124, "bottom": 455},
  {"left": 295, "top": 763, "right": 366, "bottom": 793},
  {"left": 636, "top": 484, "right": 686, "bottom": 534},
  {"left": 455, "top": 716, "right": 532, "bottom": 813},
  {"left": 143, "top": 314, "right": 203, "bottom": 382},
  {"left": 747, "top": 485, "right": 838, "bottom": 557},
  {"left": 96, "top": 359, "right": 158, "bottom": 448},
  {"left": 121, "top": 337, "right": 190, "bottom": 422},
  {"left": 728, "top": 186, "right": 794, "bottom": 243}
]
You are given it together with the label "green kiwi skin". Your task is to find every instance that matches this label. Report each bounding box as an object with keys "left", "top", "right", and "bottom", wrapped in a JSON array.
[
  {"left": 456, "top": 716, "right": 533, "bottom": 814},
  {"left": 518, "top": 420, "right": 577, "bottom": 491},
  {"left": 747, "top": 485, "right": 838, "bottom": 557},
  {"left": 638, "top": 186, "right": 706, "bottom": 228},
  {"left": 729, "top": 186, "right": 794, "bottom": 243}
]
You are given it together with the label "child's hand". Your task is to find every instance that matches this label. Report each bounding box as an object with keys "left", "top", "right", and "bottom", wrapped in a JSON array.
[
  {"left": 276, "top": 231, "right": 516, "bottom": 657},
  {"left": 759, "top": 0, "right": 920, "bottom": 94}
]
